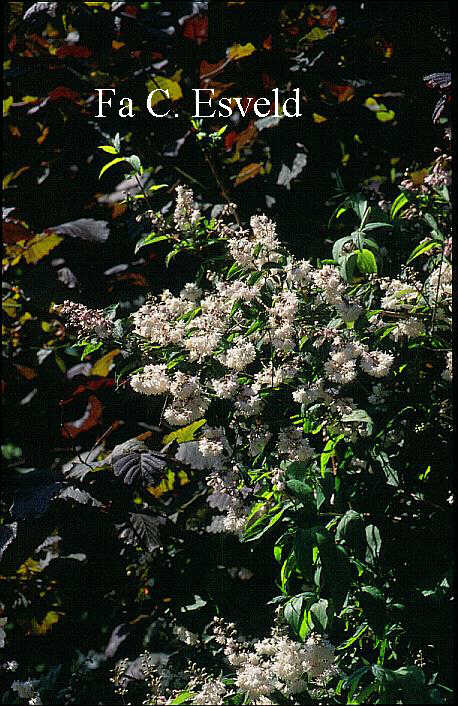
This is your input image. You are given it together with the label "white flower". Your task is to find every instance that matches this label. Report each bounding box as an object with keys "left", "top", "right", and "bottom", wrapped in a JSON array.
[
  {"left": 130, "top": 364, "right": 170, "bottom": 395},
  {"left": 175, "top": 442, "right": 215, "bottom": 470},
  {"left": 11, "top": 680, "right": 38, "bottom": 699},
  {"left": 222, "top": 342, "right": 257, "bottom": 371},
  {"left": 193, "top": 678, "right": 227, "bottom": 705},
  {"left": 442, "top": 351, "right": 452, "bottom": 382},
  {"left": 360, "top": 351, "right": 394, "bottom": 378},
  {"left": 277, "top": 428, "right": 314, "bottom": 462},
  {"left": 0, "top": 617, "right": 6, "bottom": 649},
  {"left": 390, "top": 317, "right": 424, "bottom": 341},
  {"left": 211, "top": 375, "right": 239, "bottom": 399},
  {"left": 303, "top": 633, "right": 337, "bottom": 682},
  {"left": 180, "top": 282, "right": 202, "bottom": 301},
  {"left": 173, "top": 625, "right": 199, "bottom": 646}
]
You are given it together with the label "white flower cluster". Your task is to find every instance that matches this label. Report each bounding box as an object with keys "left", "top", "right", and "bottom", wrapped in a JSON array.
[
  {"left": 127, "top": 187, "right": 449, "bottom": 549},
  {"left": 277, "top": 428, "right": 314, "bottom": 462},
  {"left": 227, "top": 215, "right": 283, "bottom": 268},
  {"left": 206, "top": 469, "right": 250, "bottom": 536},
  {"left": 212, "top": 619, "right": 337, "bottom": 701},
  {"left": 173, "top": 624, "right": 199, "bottom": 646},
  {"left": 11, "top": 680, "right": 42, "bottom": 705},
  {"left": 442, "top": 351, "right": 452, "bottom": 382},
  {"left": 174, "top": 185, "right": 201, "bottom": 230},
  {"left": 0, "top": 617, "right": 6, "bottom": 649},
  {"left": 130, "top": 363, "right": 170, "bottom": 396},
  {"left": 164, "top": 372, "right": 209, "bottom": 426}
]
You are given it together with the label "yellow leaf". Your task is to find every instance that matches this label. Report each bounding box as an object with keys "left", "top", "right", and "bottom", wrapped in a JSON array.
[
  {"left": 44, "top": 22, "right": 59, "bottom": 38},
  {"left": 90, "top": 348, "right": 121, "bottom": 377},
  {"left": 30, "top": 611, "right": 61, "bottom": 635},
  {"left": 19, "top": 312, "right": 32, "bottom": 325},
  {"left": 146, "top": 71, "right": 183, "bottom": 106},
  {"left": 227, "top": 42, "right": 256, "bottom": 60},
  {"left": 304, "top": 27, "right": 329, "bottom": 41},
  {"left": 364, "top": 97, "right": 380, "bottom": 109},
  {"left": 3, "top": 95, "right": 13, "bottom": 117},
  {"left": 234, "top": 162, "right": 262, "bottom": 186},
  {"left": 409, "top": 168, "right": 429, "bottom": 186},
  {"left": 376, "top": 109, "right": 395, "bottom": 122},
  {"left": 24, "top": 232, "right": 63, "bottom": 264},
  {"left": 17, "top": 558, "right": 43, "bottom": 576},
  {"left": 3, "top": 166, "right": 30, "bottom": 190},
  {"left": 2, "top": 298, "right": 20, "bottom": 317},
  {"left": 21, "top": 95, "right": 38, "bottom": 103},
  {"left": 146, "top": 469, "right": 190, "bottom": 499},
  {"left": 112, "top": 40, "right": 125, "bottom": 49},
  {"left": 313, "top": 112, "right": 327, "bottom": 123},
  {"left": 162, "top": 419, "right": 206, "bottom": 445}
]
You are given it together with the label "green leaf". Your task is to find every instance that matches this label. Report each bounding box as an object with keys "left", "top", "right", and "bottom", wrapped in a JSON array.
[
  {"left": 148, "top": 183, "right": 168, "bottom": 191},
  {"left": 285, "top": 479, "right": 313, "bottom": 503},
  {"left": 81, "top": 341, "right": 103, "bottom": 359},
  {"left": 135, "top": 233, "right": 170, "bottom": 254},
  {"left": 294, "top": 528, "right": 313, "bottom": 576},
  {"left": 336, "top": 510, "right": 366, "bottom": 556},
  {"left": 341, "top": 409, "right": 373, "bottom": 435},
  {"left": 340, "top": 252, "right": 358, "bottom": 282},
  {"left": 365, "top": 525, "right": 381, "bottom": 564},
  {"left": 165, "top": 249, "right": 181, "bottom": 267},
  {"left": 98, "top": 145, "right": 118, "bottom": 154},
  {"left": 309, "top": 598, "right": 333, "bottom": 632},
  {"left": 362, "top": 222, "right": 392, "bottom": 232},
  {"left": 243, "top": 504, "right": 286, "bottom": 542},
  {"left": 170, "top": 692, "right": 194, "bottom": 705},
  {"left": 337, "top": 623, "right": 368, "bottom": 651},
  {"left": 390, "top": 192, "right": 408, "bottom": 220},
  {"left": 126, "top": 154, "right": 142, "bottom": 173},
  {"left": 407, "top": 240, "right": 439, "bottom": 263},
  {"left": 356, "top": 248, "right": 377, "bottom": 274},
  {"left": 99, "top": 157, "right": 129, "bottom": 179},
  {"left": 332, "top": 235, "right": 354, "bottom": 261},
  {"left": 284, "top": 594, "right": 307, "bottom": 635}
]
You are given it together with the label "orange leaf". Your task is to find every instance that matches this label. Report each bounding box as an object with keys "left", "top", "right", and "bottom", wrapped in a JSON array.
[
  {"left": 62, "top": 395, "right": 103, "bottom": 439},
  {"left": 235, "top": 123, "right": 258, "bottom": 151},
  {"left": 37, "top": 126, "right": 49, "bottom": 144},
  {"left": 15, "top": 364, "right": 37, "bottom": 380},
  {"left": 234, "top": 162, "right": 261, "bottom": 186}
]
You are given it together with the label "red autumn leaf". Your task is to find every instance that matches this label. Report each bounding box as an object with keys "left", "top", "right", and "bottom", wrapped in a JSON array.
[
  {"left": 182, "top": 15, "right": 208, "bottom": 43},
  {"left": 113, "top": 273, "right": 149, "bottom": 287},
  {"left": 225, "top": 130, "right": 238, "bottom": 151},
  {"left": 323, "top": 82, "right": 355, "bottom": 103},
  {"left": 262, "top": 73, "right": 275, "bottom": 90},
  {"left": 125, "top": 4, "right": 139, "bottom": 16},
  {"left": 200, "top": 59, "right": 227, "bottom": 80},
  {"left": 286, "top": 25, "right": 300, "bottom": 36},
  {"left": 62, "top": 395, "right": 103, "bottom": 439},
  {"left": 56, "top": 45, "right": 92, "bottom": 59},
  {"left": 320, "top": 5, "right": 338, "bottom": 27},
  {"left": 263, "top": 34, "right": 272, "bottom": 50},
  {"left": 48, "top": 86, "right": 81, "bottom": 102},
  {"left": 60, "top": 378, "right": 114, "bottom": 406},
  {"left": 3, "top": 221, "right": 32, "bottom": 244}
]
